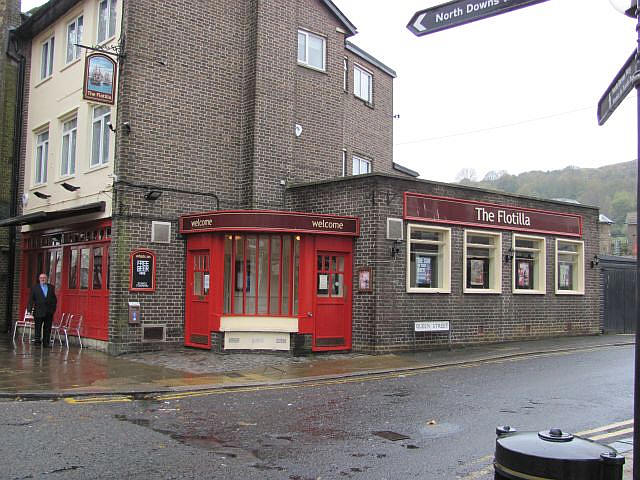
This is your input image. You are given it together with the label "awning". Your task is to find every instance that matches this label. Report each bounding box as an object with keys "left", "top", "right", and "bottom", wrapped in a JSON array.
[{"left": 0, "top": 201, "right": 106, "bottom": 227}]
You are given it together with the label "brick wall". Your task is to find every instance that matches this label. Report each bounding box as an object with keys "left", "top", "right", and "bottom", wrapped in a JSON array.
[{"left": 287, "top": 174, "right": 601, "bottom": 353}]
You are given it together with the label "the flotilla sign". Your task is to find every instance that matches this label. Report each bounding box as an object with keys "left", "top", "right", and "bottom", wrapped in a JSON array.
[
  {"left": 598, "top": 51, "right": 639, "bottom": 126},
  {"left": 408, "top": 0, "right": 550, "bottom": 36}
]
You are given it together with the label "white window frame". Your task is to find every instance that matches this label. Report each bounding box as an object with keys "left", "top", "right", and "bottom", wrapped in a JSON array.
[
  {"left": 297, "top": 29, "right": 326, "bottom": 71},
  {"left": 34, "top": 130, "right": 49, "bottom": 185},
  {"left": 97, "top": 0, "right": 117, "bottom": 44},
  {"left": 91, "top": 106, "right": 111, "bottom": 167},
  {"left": 352, "top": 155, "right": 371, "bottom": 176},
  {"left": 406, "top": 224, "right": 451, "bottom": 293},
  {"left": 463, "top": 229, "right": 502, "bottom": 294},
  {"left": 341, "top": 149, "right": 346, "bottom": 177},
  {"left": 555, "top": 239, "right": 585, "bottom": 295},
  {"left": 66, "top": 14, "right": 84, "bottom": 64},
  {"left": 40, "top": 36, "right": 55, "bottom": 80},
  {"left": 60, "top": 116, "right": 78, "bottom": 177},
  {"left": 512, "top": 234, "right": 546, "bottom": 294},
  {"left": 354, "top": 64, "right": 372, "bottom": 103}
]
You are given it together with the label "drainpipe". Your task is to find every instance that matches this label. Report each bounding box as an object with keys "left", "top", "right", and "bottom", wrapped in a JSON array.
[{"left": 5, "top": 35, "right": 25, "bottom": 332}]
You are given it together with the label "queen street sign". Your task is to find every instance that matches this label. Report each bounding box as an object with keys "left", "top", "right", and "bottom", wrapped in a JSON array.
[
  {"left": 598, "top": 51, "right": 640, "bottom": 126},
  {"left": 408, "top": 0, "right": 550, "bottom": 36}
]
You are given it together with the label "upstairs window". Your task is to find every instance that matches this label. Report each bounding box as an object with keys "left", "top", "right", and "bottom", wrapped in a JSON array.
[
  {"left": 91, "top": 106, "right": 111, "bottom": 167},
  {"left": 60, "top": 117, "right": 78, "bottom": 177},
  {"left": 34, "top": 130, "right": 49, "bottom": 185},
  {"left": 66, "top": 15, "right": 84, "bottom": 63},
  {"left": 41, "top": 36, "right": 55, "bottom": 80},
  {"left": 352, "top": 155, "right": 371, "bottom": 175},
  {"left": 297, "top": 30, "right": 325, "bottom": 71},
  {"left": 354, "top": 65, "right": 372, "bottom": 103},
  {"left": 97, "top": 0, "right": 117, "bottom": 43}
]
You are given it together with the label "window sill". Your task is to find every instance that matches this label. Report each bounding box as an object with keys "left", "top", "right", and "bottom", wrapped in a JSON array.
[
  {"left": 463, "top": 288, "right": 502, "bottom": 294},
  {"left": 354, "top": 95, "right": 374, "bottom": 109},
  {"left": 555, "top": 290, "right": 585, "bottom": 296},
  {"left": 407, "top": 288, "right": 451, "bottom": 294},
  {"left": 297, "top": 62, "right": 327, "bottom": 74},
  {"left": 55, "top": 174, "right": 77, "bottom": 184},
  {"left": 29, "top": 183, "right": 49, "bottom": 191},
  {"left": 513, "top": 289, "right": 546, "bottom": 295},
  {"left": 85, "top": 163, "right": 110, "bottom": 174},
  {"left": 34, "top": 75, "right": 53, "bottom": 89},
  {"left": 60, "top": 57, "right": 82, "bottom": 73},
  {"left": 97, "top": 35, "right": 117, "bottom": 47}
]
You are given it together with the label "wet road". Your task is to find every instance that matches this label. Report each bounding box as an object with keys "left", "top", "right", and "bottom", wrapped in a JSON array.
[{"left": 1, "top": 345, "right": 633, "bottom": 479}]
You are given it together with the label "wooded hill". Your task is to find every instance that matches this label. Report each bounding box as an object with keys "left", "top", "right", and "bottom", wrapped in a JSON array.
[{"left": 458, "top": 160, "right": 637, "bottom": 236}]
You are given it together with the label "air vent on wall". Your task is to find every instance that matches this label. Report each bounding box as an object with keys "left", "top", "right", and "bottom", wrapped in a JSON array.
[
  {"left": 151, "top": 221, "right": 171, "bottom": 243},
  {"left": 387, "top": 218, "right": 404, "bottom": 241},
  {"left": 143, "top": 325, "right": 165, "bottom": 342}
]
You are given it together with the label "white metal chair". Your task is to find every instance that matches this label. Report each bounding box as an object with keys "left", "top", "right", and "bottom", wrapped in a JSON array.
[
  {"left": 12, "top": 309, "right": 34, "bottom": 343},
  {"left": 51, "top": 312, "right": 69, "bottom": 346},
  {"left": 62, "top": 314, "right": 83, "bottom": 349}
]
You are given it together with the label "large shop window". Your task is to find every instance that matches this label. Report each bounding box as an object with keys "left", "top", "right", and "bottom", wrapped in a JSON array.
[
  {"left": 555, "top": 239, "right": 584, "bottom": 295},
  {"left": 224, "top": 234, "right": 300, "bottom": 316},
  {"left": 406, "top": 224, "right": 451, "bottom": 293},
  {"left": 464, "top": 230, "right": 502, "bottom": 293},
  {"left": 512, "top": 234, "right": 546, "bottom": 294}
]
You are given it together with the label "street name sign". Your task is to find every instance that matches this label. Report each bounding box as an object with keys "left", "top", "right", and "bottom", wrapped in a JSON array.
[
  {"left": 598, "top": 51, "right": 639, "bottom": 126},
  {"left": 408, "top": 0, "right": 550, "bottom": 36},
  {"left": 415, "top": 321, "right": 450, "bottom": 332}
]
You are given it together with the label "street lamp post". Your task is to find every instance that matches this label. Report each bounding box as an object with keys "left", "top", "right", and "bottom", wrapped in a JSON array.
[{"left": 609, "top": 1, "right": 640, "bottom": 478}]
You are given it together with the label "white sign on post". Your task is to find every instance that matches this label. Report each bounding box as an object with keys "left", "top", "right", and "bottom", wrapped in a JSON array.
[{"left": 415, "top": 321, "right": 450, "bottom": 332}]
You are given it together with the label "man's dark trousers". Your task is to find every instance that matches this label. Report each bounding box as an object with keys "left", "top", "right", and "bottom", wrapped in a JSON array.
[{"left": 28, "top": 283, "right": 57, "bottom": 345}]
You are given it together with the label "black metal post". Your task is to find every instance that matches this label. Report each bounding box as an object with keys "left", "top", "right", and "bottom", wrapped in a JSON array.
[{"left": 635, "top": 9, "right": 640, "bottom": 479}]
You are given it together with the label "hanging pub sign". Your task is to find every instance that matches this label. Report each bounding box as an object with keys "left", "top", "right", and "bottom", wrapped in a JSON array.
[
  {"left": 83, "top": 53, "right": 117, "bottom": 104},
  {"left": 130, "top": 249, "right": 156, "bottom": 292},
  {"left": 404, "top": 193, "right": 582, "bottom": 237}
]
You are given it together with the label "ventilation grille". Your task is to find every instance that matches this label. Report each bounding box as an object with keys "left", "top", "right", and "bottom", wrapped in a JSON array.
[
  {"left": 151, "top": 221, "right": 171, "bottom": 243},
  {"left": 386, "top": 218, "right": 404, "bottom": 241},
  {"left": 143, "top": 326, "right": 165, "bottom": 342}
]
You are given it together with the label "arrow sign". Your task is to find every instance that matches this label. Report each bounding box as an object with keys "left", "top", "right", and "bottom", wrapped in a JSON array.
[
  {"left": 408, "top": 0, "right": 550, "bottom": 36},
  {"left": 598, "top": 51, "right": 640, "bottom": 126}
]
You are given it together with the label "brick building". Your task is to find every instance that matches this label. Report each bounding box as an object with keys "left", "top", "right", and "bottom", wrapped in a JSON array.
[{"left": 2, "top": 0, "right": 600, "bottom": 355}]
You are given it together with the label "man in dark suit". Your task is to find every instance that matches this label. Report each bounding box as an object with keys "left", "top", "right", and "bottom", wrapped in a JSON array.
[{"left": 28, "top": 273, "right": 57, "bottom": 346}]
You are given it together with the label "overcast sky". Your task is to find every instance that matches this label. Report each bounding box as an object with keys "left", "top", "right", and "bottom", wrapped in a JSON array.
[{"left": 22, "top": 0, "right": 638, "bottom": 182}]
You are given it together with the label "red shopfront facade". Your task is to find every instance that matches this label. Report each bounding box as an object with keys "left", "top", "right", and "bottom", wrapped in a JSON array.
[
  {"left": 20, "top": 219, "right": 111, "bottom": 341},
  {"left": 179, "top": 210, "right": 359, "bottom": 352}
]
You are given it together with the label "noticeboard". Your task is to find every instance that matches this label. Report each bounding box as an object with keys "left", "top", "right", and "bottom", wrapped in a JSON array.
[{"left": 130, "top": 249, "right": 156, "bottom": 292}]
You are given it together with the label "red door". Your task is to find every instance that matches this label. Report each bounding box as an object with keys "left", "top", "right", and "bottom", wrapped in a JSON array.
[
  {"left": 313, "top": 251, "right": 351, "bottom": 350},
  {"left": 185, "top": 250, "right": 211, "bottom": 348}
]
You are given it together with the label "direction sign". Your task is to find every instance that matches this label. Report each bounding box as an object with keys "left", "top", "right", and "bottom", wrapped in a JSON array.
[
  {"left": 408, "top": 0, "right": 550, "bottom": 36},
  {"left": 598, "top": 51, "right": 639, "bottom": 126}
]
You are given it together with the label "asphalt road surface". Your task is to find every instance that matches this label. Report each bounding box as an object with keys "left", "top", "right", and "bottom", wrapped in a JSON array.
[{"left": 1, "top": 344, "right": 633, "bottom": 479}]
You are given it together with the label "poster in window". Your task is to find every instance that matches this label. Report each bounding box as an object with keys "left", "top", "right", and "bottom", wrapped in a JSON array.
[
  {"left": 317, "top": 273, "right": 329, "bottom": 295},
  {"left": 517, "top": 261, "right": 531, "bottom": 289},
  {"left": 83, "top": 53, "right": 117, "bottom": 104},
  {"left": 470, "top": 259, "right": 485, "bottom": 286},
  {"left": 129, "top": 249, "right": 156, "bottom": 292},
  {"left": 416, "top": 256, "right": 432, "bottom": 288},
  {"left": 358, "top": 268, "right": 373, "bottom": 292},
  {"left": 559, "top": 262, "right": 573, "bottom": 290}
]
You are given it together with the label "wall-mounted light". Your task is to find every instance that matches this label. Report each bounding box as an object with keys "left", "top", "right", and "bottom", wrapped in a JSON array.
[
  {"left": 61, "top": 182, "right": 80, "bottom": 192},
  {"left": 590, "top": 255, "right": 600, "bottom": 269},
  {"left": 144, "top": 190, "right": 163, "bottom": 201},
  {"left": 391, "top": 240, "right": 401, "bottom": 259},
  {"left": 504, "top": 247, "right": 514, "bottom": 263},
  {"left": 33, "top": 191, "right": 51, "bottom": 199},
  {"left": 122, "top": 121, "right": 131, "bottom": 135}
]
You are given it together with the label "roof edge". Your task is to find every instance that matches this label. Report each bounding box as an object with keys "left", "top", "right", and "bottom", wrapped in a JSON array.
[
  {"left": 322, "top": 0, "right": 357, "bottom": 36},
  {"left": 345, "top": 41, "right": 397, "bottom": 78}
]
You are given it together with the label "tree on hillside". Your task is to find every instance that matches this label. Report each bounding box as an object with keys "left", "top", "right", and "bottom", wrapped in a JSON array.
[{"left": 455, "top": 168, "right": 478, "bottom": 182}]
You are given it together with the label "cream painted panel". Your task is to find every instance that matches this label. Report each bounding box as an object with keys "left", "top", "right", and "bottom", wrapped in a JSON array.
[
  {"left": 23, "top": 0, "right": 123, "bottom": 219},
  {"left": 220, "top": 317, "right": 299, "bottom": 332},
  {"left": 224, "top": 332, "right": 291, "bottom": 351}
]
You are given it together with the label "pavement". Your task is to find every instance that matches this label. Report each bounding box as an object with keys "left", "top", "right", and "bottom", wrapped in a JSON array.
[{"left": 0, "top": 332, "right": 635, "bottom": 477}]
